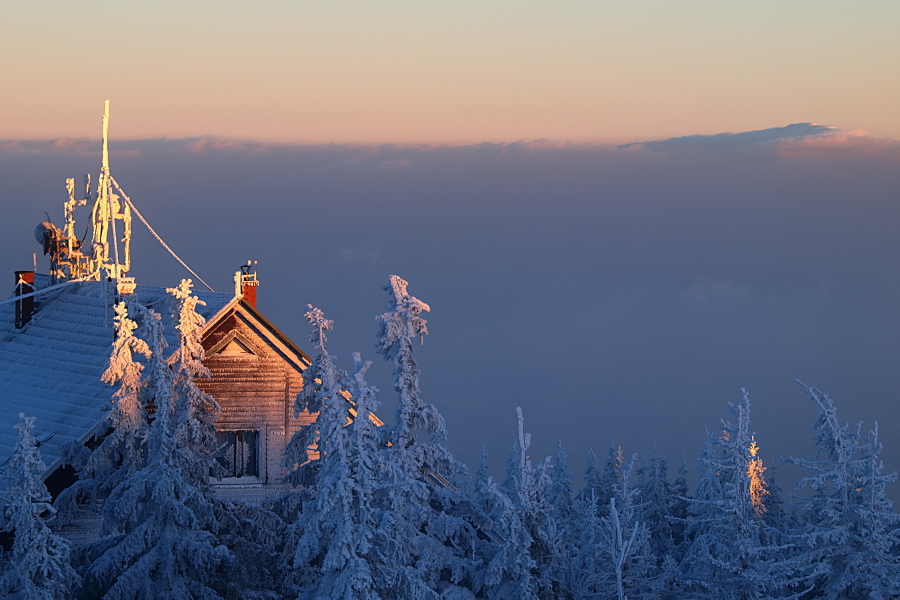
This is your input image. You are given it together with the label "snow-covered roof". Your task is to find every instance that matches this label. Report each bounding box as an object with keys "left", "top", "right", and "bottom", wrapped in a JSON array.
[{"left": 0, "top": 274, "right": 236, "bottom": 480}]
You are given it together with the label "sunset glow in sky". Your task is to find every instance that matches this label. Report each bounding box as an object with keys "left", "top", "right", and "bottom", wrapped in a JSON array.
[{"left": 4, "top": 1, "right": 899, "bottom": 143}]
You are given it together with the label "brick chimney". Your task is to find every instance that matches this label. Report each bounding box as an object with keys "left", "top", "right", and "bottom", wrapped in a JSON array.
[
  {"left": 14, "top": 271, "right": 35, "bottom": 328},
  {"left": 235, "top": 261, "right": 259, "bottom": 308}
]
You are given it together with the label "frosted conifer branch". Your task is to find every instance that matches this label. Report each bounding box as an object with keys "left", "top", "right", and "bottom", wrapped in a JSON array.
[
  {"left": 0, "top": 415, "right": 80, "bottom": 599},
  {"left": 305, "top": 304, "right": 333, "bottom": 354}
]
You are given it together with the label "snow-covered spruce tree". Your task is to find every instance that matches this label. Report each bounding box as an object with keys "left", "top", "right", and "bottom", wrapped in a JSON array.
[
  {"left": 545, "top": 442, "right": 576, "bottom": 539},
  {"left": 483, "top": 486, "right": 535, "bottom": 600},
  {"left": 571, "top": 448, "right": 610, "bottom": 599},
  {"left": 759, "top": 462, "right": 790, "bottom": 532},
  {"left": 0, "top": 414, "right": 79, "bottom": 600},
  {"left": 485, "top": 407, "right": 545, "bottom": 600},
  {"left": 606, "top": 497, "right": 642, "bottom": 600},
  {"left": 56, "top": 298, "right": 151, "bottom": 522},
  {"left": 601, "top": 456, "right": 657, "bottom": 600},
  {"left": 661, "top": 453, "right": 692, "bottom": 589},
  {"left": 81, "top": 305, "right": 230, "bottom": 600},
  {"left": 576, "top": 442, "right": 621, "bottom": 520},
  {"left": 784, "top": 383, "right": 900, "bottom": 599},
  {"left": 673, "top": 430, "right": 729, "bottom": 599},
  {"left": 465, "top": 450, "right": 501, "bottom": 595},
  {"left": 573, "top": 451, "right": 656, "bottom": 600},
  {"left": 673, "top": 453, "right": 690, "bottom": 507},
  {"left": 99, "top": 299, "right": 151, "bottom": 474},
  {"left": 373, "top": 275, "right": 472, "bottom": 597},
  {"left": 597, "top": 442, "right": 625, "bottom": 519},
  {"left": 571, "top": 485, "right": 603, "bottom": 598},
  {"left": 539, "top": 441, "right": 577, "bottom": 599},
  {"left": 210, "top": 495, "right": 286, "bottom": 600},
  {"left": 280, "top": 305, "right": 342, "bottom": 594},
  {"left": 635, "top": 445, "right": 685, "bottom": 586},
  {"left": 288, "top": 306, "right": 381, "bottom": 600},
  {"left": 282, "top": 305, "right": 340, "bottom": 491},
  {"left": 340, "top": 353, "right": 383, "bottom": 598},
  {"left": 678, "top": 390, "right": 803, "bottom": 600},
  {"left": 579, "top": 448, "right": 603, "bottom": 505},
  {"left": 168, "top": 279, "right": 221, "bottom": 488},
  {"left": 375, "top": 275, "right": 462, "bottom": 478}
]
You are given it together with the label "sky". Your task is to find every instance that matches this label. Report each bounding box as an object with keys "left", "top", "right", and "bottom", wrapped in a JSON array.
[
  {"left": 2, "top": 1, "right": 899, "bottom": 143},
  {"left": 3, "top": 2, "right": 900, "bottom": 491}
]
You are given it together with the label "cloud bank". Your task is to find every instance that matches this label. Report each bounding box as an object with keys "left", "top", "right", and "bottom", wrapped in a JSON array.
[
  {"left": 622, "top": 123, "right": 900, "bottom": 156},
  {"left": 2, "top": 127, "right": 899, "bottom": 491}
]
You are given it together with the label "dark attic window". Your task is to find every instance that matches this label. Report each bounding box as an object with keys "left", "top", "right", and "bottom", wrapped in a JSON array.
[{"left": 213, "top": 430, "right": 259, "bottom": 479}]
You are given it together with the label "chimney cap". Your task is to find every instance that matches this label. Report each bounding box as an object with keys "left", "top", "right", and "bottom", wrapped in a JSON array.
[
  {"left": 15, "top": 270, "right": 36, "bottom": 285},
  {"left": 235, "top": 261, "right": 259, "bottom": 308}
]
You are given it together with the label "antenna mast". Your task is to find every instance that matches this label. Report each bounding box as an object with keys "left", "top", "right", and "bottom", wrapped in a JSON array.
[
  {"left": 102, "top": 100, "right": 109, "bottom": 179},
  {"left": 38, "top": 101, "right": 134, "bottom": 288},
  {"left": 87, "top": 100, "right": 132, "bottom": 282}
]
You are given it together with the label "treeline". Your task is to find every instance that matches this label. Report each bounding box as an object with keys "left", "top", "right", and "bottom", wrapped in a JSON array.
[{"left": 1, "top": 276, "right": 898, "bottom": 599}]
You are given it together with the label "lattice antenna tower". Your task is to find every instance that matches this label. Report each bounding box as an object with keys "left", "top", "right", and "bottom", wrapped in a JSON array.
[{"left": 36, "top": 100, "right": 133, "bottom": 285}]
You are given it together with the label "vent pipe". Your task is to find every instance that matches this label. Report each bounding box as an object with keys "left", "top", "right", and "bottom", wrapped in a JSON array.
[
  {"left": 14, "top": 271, "right": 35, "bottom": 328},
  {"left": 235, "top": 261, "right": 259, "bottom": 308}
]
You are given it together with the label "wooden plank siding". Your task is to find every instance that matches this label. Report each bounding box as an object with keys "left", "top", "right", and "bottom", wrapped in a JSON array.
[{"left": 198, "top": 308, "right": 313, "bottom": 495}]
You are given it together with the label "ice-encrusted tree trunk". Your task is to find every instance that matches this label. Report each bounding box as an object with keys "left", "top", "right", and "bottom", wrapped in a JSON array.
[
  {"left": 601, "top": 457, "right": 656, "bottom": 600},
  {"left": 0, "top": 414, "right": 79, "bottom": 600},
  {"left": 607, "top": 497, "right": 639, "bottom": 600},
  {"left": 785, "top": 383, "right": 900, "bottom": 599},
  {"left": 81, "top": 306, "right": 229, "bottom": 600},
  {"left": 574, "top": 449, "right": 656, "bottom": 600},
  {"left": 56, "top": 298, "right": 151, "bottom": 521}
]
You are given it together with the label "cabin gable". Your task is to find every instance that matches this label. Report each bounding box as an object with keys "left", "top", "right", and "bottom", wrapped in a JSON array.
[{"left": 199, "top": 303, "right": 312, "bottom": 497}]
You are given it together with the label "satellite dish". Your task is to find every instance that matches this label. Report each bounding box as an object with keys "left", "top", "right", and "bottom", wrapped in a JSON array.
[{"left": 35, "top": 222, "right": 57, "bottom": 255}]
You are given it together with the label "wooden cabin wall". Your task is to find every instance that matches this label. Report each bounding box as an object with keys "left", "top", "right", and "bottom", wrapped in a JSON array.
[{"left": 199, "top": 313, "right": 311, "bottom": 487}]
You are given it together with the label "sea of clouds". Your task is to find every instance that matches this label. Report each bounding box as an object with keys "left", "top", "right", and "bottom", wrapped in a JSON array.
[{"left": 2, "top": 124, "right": 899, "bottom": 489}]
